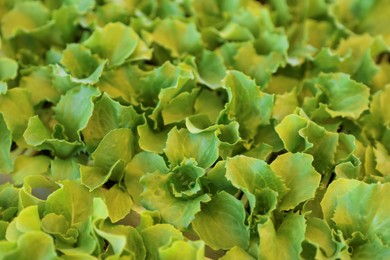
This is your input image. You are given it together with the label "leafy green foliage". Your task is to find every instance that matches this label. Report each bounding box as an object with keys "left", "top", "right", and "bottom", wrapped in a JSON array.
[{"left": 1, "top": 0, "right": 390, "bottom": 259}]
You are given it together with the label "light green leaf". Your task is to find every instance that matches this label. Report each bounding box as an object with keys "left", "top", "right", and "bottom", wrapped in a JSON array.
[
  {"left": 0, "top": 183, "right": 19, "bottom": 221},
  {"left": 23, "top": 116, "right": 82, "bottom": 158},
  {"left": 226, "top": 155, "right": 288, "bottom": 210},
  {"left": 0, "top": 82, "right": 7, "bottom": 94},
  {"left": 45, "top": 180, "right": 93, "bottom": 225},
  {"left": 152, "top": 19, "right": 202, "bottom": 57},
  {"left": 94, "top": 219, "right": 145, "bottom": 258},
  {"left": 0, "top": 57, "right": 18, "bottom": 81},
  {"left": 194, "top": 89, "right": 224, "bottom": 124},
  {"left": 92, "top": 197, "right": 109, "bottom": 220},
  {"left": 124, "top": 152, "right": 168, "bottom": 204},
  {"left": 53, "top": 61, "right": 107, "bottom": 85},
  {"left": 80, "top": 159, "right": 123, "bottom": 192},
  {"left": 0, "top": 113, "right": 13, "bottom": 173},
  {"left": 366, "top": 84, "right": 390, "bottom": 131},
  {"left": 60, "top": 44, "right": 103, "bottom": 80},
  {"left": 312, "top": 73, "right": 370, "bottom": 119},
  {"left": 272, "top": 88, "right": 298, "bottom": 122},
  {"left": 63, "top": 0, "right": 95, "bottom": 13},
  {"left": 0, "top": 88, "right": 34, "bottom": 146},
  {"left": 18, "top": 175, "right": 59, "bottom": 210},
  {"left": 15, "top": 205, "right": 41, "bottom": 233},
  {"left": 303, "top": 217, "right": 349, "bottom": 259},
  {"left": 51, "top": 157, "right": 80, "bottom": 181},
  {"left": 0, "top": 241, "right": 16, "bottom": 255},
  {"left": 19, "top": 67, "right": 60, "bottom": 105},
  {"left": 96, "top": 64, "right": 145, "bottom": 105},
  {"left": 220, "top": 246, "right": 256, "bottom": 260},
  {"left": 54, "top": 85, "right": 100, "bottom": 141},
  {"left": 275, "top": 114, "right": 311, "bottom": 153},
  {"left": 106, "top": 184, "right": 133, "bottom": 223},
  {"left": 164, "top": 127, "right": 219, "bottom": 168},
  {"left": 80, "top": 128, "right": 134, "bottom": 190},
  {"left": 2, "top": 231, "right": 58, "bottom": 260},
  {"left": 137, "top": 122, "right": 171, "bottom": 154},
  {"left": 192, "top": 191, "right": 249, "bottom": 250},
  {"left": 140, "top": 224, "right": 183, "bottom": 260},
  {"left": 312, "top": 47, "right": 343, "bottom": 74},
  {"left": 219, "top": 23, "right": 254, "bottom": 42},
  {"left": 11, "top": 155, "right": 51, "bottom": 185},
  {"left": 258, "top": 214, "right": 306, "bottom": 260},
  {"left": 159, "top": 240, "right": 204, "bottom": 260},
  {"left": 84, "top": 23, "right": 139, "bottom": 67},
  {"left": 41, "top": 213, "right": 70, "bottom": 235},
  {"left": 1, "top": 2, "right": 51, "bottom": 39},
  {"left": 321, "top": 179, "right": 390, "bottom": 246},
  {"left": 140, "top": 166, "right": 210, "bottom": 229},
  {"left": 91, "top": 128, "right": 134, "bottom": 171},
  {"left": 50, "top": 5, "right": 79, "bottom": 45},
  {"left": 147, "top": 62, "right": 194, "bottom": 113},
  {"left": 234, "top": 43, "right": 284, "bottom": 87},
  {"left": 204, "top": 161, "right": 237, "bottom": 196},
  {"left": 275, "top": 114, "right": 340, "bottom": 173},
  {"left": 300, "top": 121, "right": 339, "bottom": 172},
  {"left": 270, "top": 152, "right": 321, "bottom": 210},
  {"left": 217, "top": 121, "right": 241, "bottom": 159},
  {"left": 196, "top": 50, "right": 226, "bottom": 89},
  {"left": 161, "top": 88, "right": 200, "bottom": 125},
  {"left": 82, "top": 93, "right": 143, "bottom": 152},
  {"left": 352, "top": 235, "right": 390, "bottom": 259},
  {"left": 223, "top": 70, "right": 274, "bottom": 141}
]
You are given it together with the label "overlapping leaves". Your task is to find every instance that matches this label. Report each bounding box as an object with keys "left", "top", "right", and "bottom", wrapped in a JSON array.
[{"left": 1, "top": 0, "right": 390, "bottom": 259}]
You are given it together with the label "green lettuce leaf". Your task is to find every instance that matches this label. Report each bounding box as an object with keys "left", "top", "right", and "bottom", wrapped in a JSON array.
[
  {"left": 82, "top": 93, "right": 143, "bottom": 152},
  {"left": 152, "top": 19, "right": 202, "bottom": 57},
  {"left": 0, "top": 183, "right": 19, "bottom": 222},
  {"left": 270, "top": 152, "right": 321, "bottom": 210},
  {"left": 164, "top": 127, "right": 219, "bottom": 168},
  {"left": 226, "top": 155, "right": 288, "bottom": 211},
  {"left": 258, "top": 214, "right": 306, "bottom": 260},
  {"left": 63, "top": 0, "right": 95, "bottom": 14},
  {"left": 2, "top": 231, "right": 58, "bottom": 260},
  {"left": 11, "top": 155, "right": 50, "bottom": 185},
  {"left": 81, "top": 128, "right": 134, "bottom": 190},
  {"left": 161, "top": 88, "right": 200, "bottom": 125},
  {"left": 0, "top": 113, "right": 12, "bottom": 173},
  {"left": 1, "top": 2, "right": 52, "bottom": 39},
  {"left": 321, "top": 179, "right": 390, "bottom": 253},
  {"left": 0, "top": 88, "right": 34, "bottom": 146},
  {"left": 0, "top": 57, "right": 18, "bottom": 81},
  {"left": 50, "top": 157, "right": 80, "bottom": 181},
  {"left": 124, "top": 152, "right": 169, "bottom": 204},
  {"left": 234, "top": 42, "right": 285, "bottom": 87},
  {"left": 195, "top": 50, "right": 226, "bottom": 89},
  {"left": 223, "top": 70, "right": 274, "bottom": 142},
  {"left": 23, "top": 116, "right": 82, "bottom": 158},
  {"left": 93, "top": 219, "right": 145, "bottom": 258},
  {"left": 45, "top": 180, "right": 93, "bottom": 225},
  {"left": 305, "top": 73, "right": 370, "bottom": 119},
  {"left": 192, "top": 191, "right": 249, "bottom": 250},
  {"left": 220, "top": 246, "right": 256, "bottom": 260},
  {"left": 140, "top": 160, "right": 210, "bottom": 229},
  {"left": 105, "top": 184, "right": 133, "bottom": 223},
  {"left": 83, "top": 22, "right": 139, "bottom": 67},
  {"left": 302, "top": 217, "right": 349, "bottom": 259},
  {"left": 159, "top": 240, "right": 204, "bottom": 260},
  {"left": 53, "top": 85, "right": 100, "bottom": 141},
  {"left": 140, "top": 224, "right": 183, "bottom": 260},
  {"left": 19, "top": 67, "right": 60, "bottom": 105},
  {"left": 137, "top": 120, "right": 172, "bottom": 154}
]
